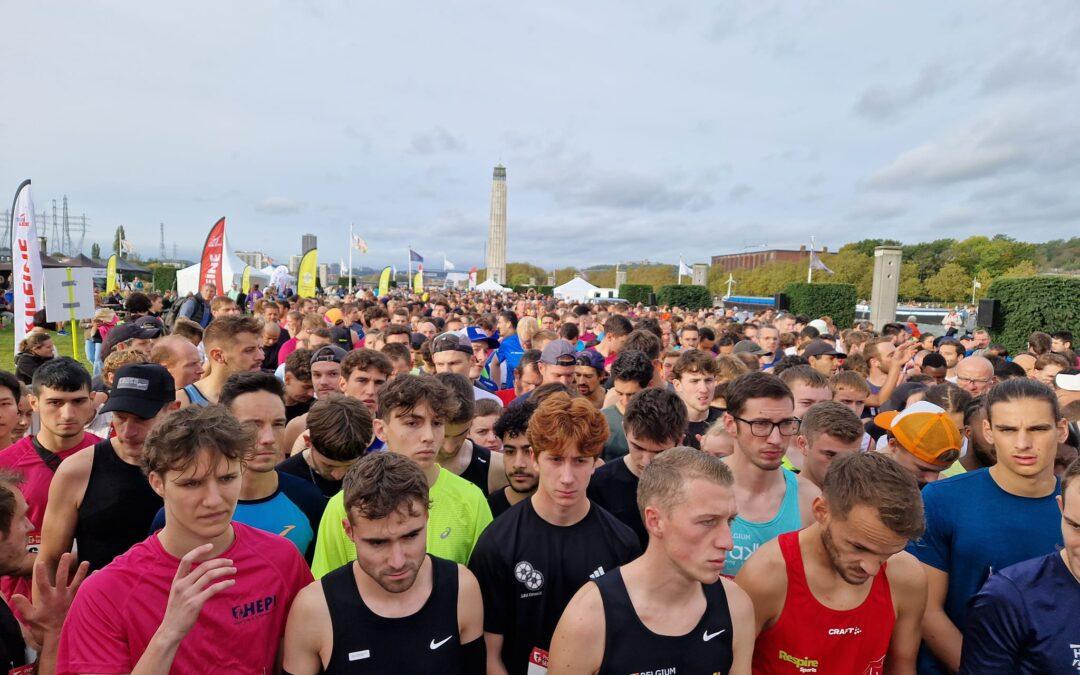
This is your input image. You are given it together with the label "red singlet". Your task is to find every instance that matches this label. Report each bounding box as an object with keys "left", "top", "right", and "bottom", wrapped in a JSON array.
[{"left": 751, "top": 531, "right": 894, "bottom": 675}]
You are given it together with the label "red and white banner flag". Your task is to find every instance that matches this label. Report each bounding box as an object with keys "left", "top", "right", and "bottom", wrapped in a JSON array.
[
  {"left": 10, "top": 180, "right": 43, "bottom": 347},
  {"left": 198, "top": 217, "right": 226, "bottom": 294}
]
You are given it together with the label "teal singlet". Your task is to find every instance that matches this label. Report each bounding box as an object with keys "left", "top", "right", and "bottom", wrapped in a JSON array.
[{"left": 722, "top": 468, "right": 801, "bottom": 577}]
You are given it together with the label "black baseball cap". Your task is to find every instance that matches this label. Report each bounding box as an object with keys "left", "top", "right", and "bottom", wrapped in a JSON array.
[
  {"left": 803, "top": 340, "right": 845, "bottom": 358},
  {"left": 310, "top": 345, "right": 348, "bottom": 365},
  {"left": 100, "top": 364, "right": 176, "bottom": 419},
  {"left": 432, "top": 332, "right": 473, "bottom": 355},
  {"left": 100, "top": 322, "right": 161, "bottom": 360}
]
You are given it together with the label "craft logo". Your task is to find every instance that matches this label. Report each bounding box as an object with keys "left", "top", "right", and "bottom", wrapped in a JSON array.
[
  {"left": 778, "top": 650, "right": 819, "bottom": 673},
  {"left": 232, "top": 595, "right": 276, "bottom": 622},
  {"left": 827, "top": 627, "right": 862, "bottom": 636}
]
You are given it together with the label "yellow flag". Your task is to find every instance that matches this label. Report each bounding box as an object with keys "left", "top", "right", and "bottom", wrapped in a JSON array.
[
  {"left": 378, "top": 266, "right": 391, "bottom": 296},
  {"left": 106, "top": 255, "right": 118, "bottom": 294},
  {"left": 298, "top": 249, "right": 318, "bottom": 298},
  {"left": 241, "top": 266, "right": 252, "bottom": 294},
  {"left": 413, "top": 270, "right": 423, "bottom": 293}
]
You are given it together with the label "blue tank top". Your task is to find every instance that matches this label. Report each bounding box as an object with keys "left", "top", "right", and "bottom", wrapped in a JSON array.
[
  {"left": 723, "top": 468, "right": 801, "bottom": 577},
  {"left": 182, "top": 383, "right": 211, "bottom": 407}
]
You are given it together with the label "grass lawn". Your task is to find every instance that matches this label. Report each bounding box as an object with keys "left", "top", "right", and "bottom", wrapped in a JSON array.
[{"left": 0, "top": 325, "right": 94, "bottom": 373}]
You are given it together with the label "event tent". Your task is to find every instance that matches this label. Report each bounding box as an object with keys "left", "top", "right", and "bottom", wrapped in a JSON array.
[
  {"left": 553, "top": 276, "right": 618, "bottom": 302},
  {"left": 176, "top": 239, "right": 270, "bottom": 295},
  {"left": 475, "top": 278, "right": 510, "bottom": 293}
]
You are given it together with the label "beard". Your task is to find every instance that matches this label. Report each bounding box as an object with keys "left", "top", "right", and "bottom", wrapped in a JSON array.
[{"left": 820, "top": 525, "right": 872, "bottom": 585}]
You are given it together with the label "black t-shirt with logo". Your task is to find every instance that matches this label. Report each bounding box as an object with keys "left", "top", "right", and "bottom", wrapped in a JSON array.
[{"left": 468, "top": 498, "right": 640, "bottom": 675}]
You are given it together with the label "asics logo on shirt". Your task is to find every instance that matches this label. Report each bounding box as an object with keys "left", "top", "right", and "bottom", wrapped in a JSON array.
[
  {"left": 440, "top": 527, "right": 452, "bottom": 539},
  {"left": 430, "top": 636, "right": 452, "bottom": 650},
  {"left": 703, "top": 628, "right": 726, "bottom": 642}
]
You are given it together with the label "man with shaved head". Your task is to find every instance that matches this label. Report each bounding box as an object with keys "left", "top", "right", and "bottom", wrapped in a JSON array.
[
  {"left": 149, "top": 334, "right": 205, "bottom": 390},
  {"left": 953, "top": 356, "right": 995, "bottom": 398}
]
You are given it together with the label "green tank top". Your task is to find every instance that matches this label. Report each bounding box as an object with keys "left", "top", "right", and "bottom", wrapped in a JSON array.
[{"left": 723, "top": 468, "right": 801, "bottom": 577}]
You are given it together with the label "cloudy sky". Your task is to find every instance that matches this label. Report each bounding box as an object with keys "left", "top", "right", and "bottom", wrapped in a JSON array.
[{"left": 3, "top": 1, "right": 1078, "bottom": 271}]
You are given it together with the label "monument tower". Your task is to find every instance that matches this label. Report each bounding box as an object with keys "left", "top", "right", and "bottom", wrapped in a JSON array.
[{"left": 486, "top": 165, "right": 507, "bottom": 285}]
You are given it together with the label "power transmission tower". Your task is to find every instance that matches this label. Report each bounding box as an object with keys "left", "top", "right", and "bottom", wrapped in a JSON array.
[
  {"left": 51, "top": 200, "right": 59, "bottom": 254},
  {"left": 77, "top": 214, "right": 88, "bottom": 254},
  {"left": 159, "top": 223, "right": 167, "bottom": 259},
  {"left": 172, "top": 242, "right": 177, "bottom": 259},
  {"left": 62, "top": 195, "right": 71, "bottom": 256}
]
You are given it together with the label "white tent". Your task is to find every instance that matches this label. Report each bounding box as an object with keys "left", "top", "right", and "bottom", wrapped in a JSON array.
[
  {"left": 553, "top": 276, "right": 617, "bottom": 302},
  {"left": 176, "top": 237, "right": 271, "bottom": 296},
  {"left": 475, "top": 278, "right": 510, "bottom": 293}
]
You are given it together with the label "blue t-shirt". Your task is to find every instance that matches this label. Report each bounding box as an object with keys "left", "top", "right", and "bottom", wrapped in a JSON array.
[
  {"left": 497, "top": 333, "right": 524, "bottom": 389},
  {"left": 151, "top": 471, "right": 326, "bottom": 562},
  {"left": 907, "top": 469, "right": 1063, "bottom": 674},
  {"left": 960, "top": 551, "right": 1080, "bottom": 674}
]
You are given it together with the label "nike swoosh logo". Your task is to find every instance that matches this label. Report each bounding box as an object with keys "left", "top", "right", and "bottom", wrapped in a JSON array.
[
  {"left": 430, "top": 636, "right": 452, "bottom": 650},
  {"left": 278, "top": 525, "right": 296, "bottom": 537},
  {"left": 477, "top": 457, "right": 487, "bottom": 463},
  {"left": 703, "top": 629, "right": 726, "bottom": 641}
]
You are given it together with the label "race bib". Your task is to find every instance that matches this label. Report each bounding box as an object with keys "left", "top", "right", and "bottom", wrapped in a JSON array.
[{"left": 527, "top": 647, "right": 549, "bottom": 675}]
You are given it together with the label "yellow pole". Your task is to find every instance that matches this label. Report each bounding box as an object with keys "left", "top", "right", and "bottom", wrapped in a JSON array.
[{"left": 64, "top": 267, "right": 80, "bottom": 362}]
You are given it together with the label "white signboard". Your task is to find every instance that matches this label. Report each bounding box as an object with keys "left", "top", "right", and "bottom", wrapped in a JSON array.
[{"left": 43, "top": 267, "right": 96, "bottom": 322}]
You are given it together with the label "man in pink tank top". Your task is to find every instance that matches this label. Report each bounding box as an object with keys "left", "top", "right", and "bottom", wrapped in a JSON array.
[{"left": 735, "top": 453, "right": 927, "bottom": 675}]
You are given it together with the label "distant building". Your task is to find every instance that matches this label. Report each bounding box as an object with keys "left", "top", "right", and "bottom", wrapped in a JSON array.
[
  {"left": 236, "top": 250, "right": 270, "bottom": 269},
  {"left": 485, "top": 165, "right": 507, "bottom": 285},
  {"left": 710, "top": 245, "right": 827, "bottom": 273},
  {"left": 289, "top": 254, "right": 303, "bottom": 275},
  {"left": 302, "top": 234, "right": 317, "bottom": 254}
]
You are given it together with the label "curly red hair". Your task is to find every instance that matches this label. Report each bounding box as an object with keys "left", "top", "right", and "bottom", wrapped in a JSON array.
[{"left": 527, "top": 392, "right": 609, "bottom": 458}]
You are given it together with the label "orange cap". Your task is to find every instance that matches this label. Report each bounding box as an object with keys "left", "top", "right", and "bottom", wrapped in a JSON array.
[
  {"left": 324, "top": 308, "right": 344, "bottom": 325},
  {"left": 874, "top": 401, "right": 962, "bottom": 467}
]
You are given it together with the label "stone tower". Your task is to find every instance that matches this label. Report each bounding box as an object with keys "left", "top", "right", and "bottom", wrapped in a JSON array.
[{"left": 486, "top": 165, "right": 507, "bottom": 285}]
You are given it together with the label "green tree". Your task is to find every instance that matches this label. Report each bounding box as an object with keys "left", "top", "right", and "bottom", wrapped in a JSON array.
[
  {"left": 90, "top": 242, "right": 101, "bottom": 259},
  {"left": 998, "top": 260, "right": 1038, "bottom": 278},
  {"left": 902, "top": 239, "right": 955, "bottom": 282},
  {"left": 112, "top": 225, "right": 128, "bottom": 259},
  {"left": 898, "top": 261, "right": 924, "bottom": 300},
  {"left": 924, "top": 263, "right": 971, "bottom": 303},
  {"left": 842, "top": 239, "right": 902, "bottom": 257}
]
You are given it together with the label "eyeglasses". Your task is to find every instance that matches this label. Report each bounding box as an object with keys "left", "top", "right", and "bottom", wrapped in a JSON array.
[
  {"left": 730, "top": 415, "right": 801, "bottom": 437},
  {"left": 956, "top": 376, "right": 993, "bottom": 386}
]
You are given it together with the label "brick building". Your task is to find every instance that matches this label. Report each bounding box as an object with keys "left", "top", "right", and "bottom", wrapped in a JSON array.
[{"left": 710, "top": 245, "right": 828, "bottom": 273}]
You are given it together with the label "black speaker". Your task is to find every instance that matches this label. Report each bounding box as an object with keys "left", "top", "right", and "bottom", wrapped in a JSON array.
[
  {"left": 648, "top": 293, "right": 657, "bottom": 307},
  {"left": 977, "top": 299, "right": 1000, "bottom": 328},
  {"left": 774, "top": 293, "right": 790, "bottom": 311}
]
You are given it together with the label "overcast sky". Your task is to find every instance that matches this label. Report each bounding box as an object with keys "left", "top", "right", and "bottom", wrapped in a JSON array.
[{"left": 3, "top": 1, "right": 1078, "bottom": 270}]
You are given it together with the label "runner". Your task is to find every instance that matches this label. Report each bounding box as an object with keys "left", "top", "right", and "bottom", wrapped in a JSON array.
[
  {"left": 176, "top": 315, "right": 264, "bottom": 407},
  {"left": 277, "top": 395, "right": 373, "bottom": 499},
  {"left": 283, "top": 452, "right": 485, "bottom": 673},
  {"left": 777, "top": 365, "right": 833, "bottom": 471},
  {"left": 38, "top": 364, "right": 177, "bottom": 584},
  {"left": 470, "top": 399, "right": 503, "bottom": 453},
  {"left": 791, "top": 401, "right": 864, "bottom": 490},
  {"left": 550, "top": 447, "right": 754, "bottom": 675},
  {"left": 572, "top": 350, "right": 606, "bottom": 409},
  {"left": 720, "top": 372, "right": 818, "bottom": 577},
  {"left": 910, "top": 378, "right": 1068, "bottom": 673},
  {"left": 0, "top": 358, "right": 99, "bottom": 605},
  {"left": 600, "top": 351, "right": 653, "bottom": 461},
  {"left": 737, "top": 452, "right": 928, "bottom": 674},
  {"left": 468, "top": 392, "right": 640, "bottom": 675},
  {"left": 874, "top": 401, "right": 962, "bottom": 487},
  {"left": 149, "top": 335, "right": 205, "bottom": 390},
  {"left": 56, "top": 405, "right": 312, "bottom": 674},
  {"left": 311, "top": 374, "right": 492, "bottom": 576},
  {"left": 960, "top": 456, "right": 1080, "bottom": 672},
  {"left": 588, "top": 388, "right": 686, "bottom": 547},
  {"left": 672, "top": 349, "right": 722, "bottom": 450},
  {"left": 431, "top": 332, "right": 504, "bottom": 405},
  {"left": 281, "top": 348, "right": 315, "bottom": 421},
  {"left": 488, "top": 401, "right": 538, "bottom": 519},
  {"left": 435, "top": 373, "right": 508, "bottom": 494}
]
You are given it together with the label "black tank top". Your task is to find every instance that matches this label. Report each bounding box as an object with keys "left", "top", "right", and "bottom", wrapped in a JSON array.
[
  {"left": 595, "top": 568, "right": 734, "bottom": 675},
  {"left": 322, "top": 555, "right": 463, "bottom": 673},
  {"left": 75, "top": 440, "right": 164, "bottom": 571},
  {"left": 460, "top": 444, "right": 491, "bottom": 493}
]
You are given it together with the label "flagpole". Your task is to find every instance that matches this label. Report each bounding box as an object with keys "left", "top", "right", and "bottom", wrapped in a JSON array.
[
  {"left": 807, "top": 237, "right": 815, "bottom": 284},
  {"left": 971, "top": 277, "right": 977, "bottom": 305},
  {"left": 407, "top": 245, "right": 411, "bottom": 287},
  {"left": 348, "top": 223, "right": 354, "bottom": 295}
]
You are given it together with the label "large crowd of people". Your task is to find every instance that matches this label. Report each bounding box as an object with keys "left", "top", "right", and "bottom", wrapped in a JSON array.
[{"left": 0, "top": 281, "right": 1077, "bottom": 674}]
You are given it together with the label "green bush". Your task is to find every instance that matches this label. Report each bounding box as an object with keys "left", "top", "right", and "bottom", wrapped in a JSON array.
[
  {"left": 984, "top": 276, "right": 1080, "bottom": 353},
  {"left": 657, "top": 284, "right": 713, "bottom": 310},
  {"left": 151, "top": 266, "right": 177, "bottom": 292},
  {"left": 782, "top": 282, "right": 858, "bottom": 329},
  {"left": 618, "top": 284, "right": 653, "bottom": 304},
  {"left": 511, "top": 285, "right": 554, "bottom": 296}
]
